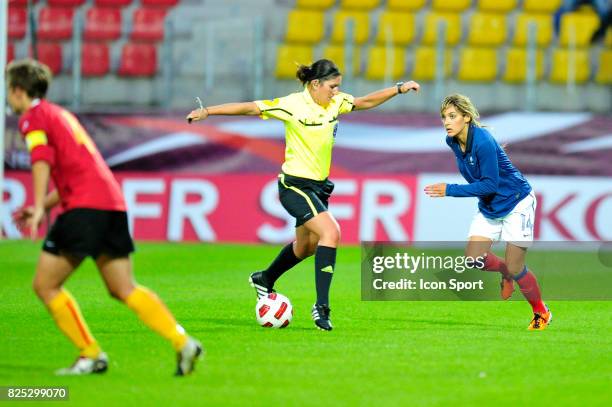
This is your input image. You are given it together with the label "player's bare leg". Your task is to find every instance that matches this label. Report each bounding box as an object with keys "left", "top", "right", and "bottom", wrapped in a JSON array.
[
  {"left": 96, "top": 255, "right": 203, "bottom": 375},
  {"left": 33, "top": 252, "right": 107, "bottom": 375},
  {"left": 466, "top": 236, "right": 515, "bottom": 299}
]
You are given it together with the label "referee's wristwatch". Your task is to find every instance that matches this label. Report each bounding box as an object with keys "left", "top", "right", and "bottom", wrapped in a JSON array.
[{"left": 396, "top": 81, "right": 405, "bottom": 94}]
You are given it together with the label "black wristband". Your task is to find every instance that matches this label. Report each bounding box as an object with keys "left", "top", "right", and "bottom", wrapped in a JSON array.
[{"left": 396, "top": 82, "right": 404, "bottom": 94}]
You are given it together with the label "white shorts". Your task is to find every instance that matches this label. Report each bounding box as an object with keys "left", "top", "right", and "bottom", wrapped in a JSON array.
[{"left": 468, "top": 192, "right": 536, "bottom": 248}]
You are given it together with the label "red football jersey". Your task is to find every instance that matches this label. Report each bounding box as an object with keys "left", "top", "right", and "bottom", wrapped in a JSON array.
[{"left": 19, "top": 99, "right": 126, "bottom": 212}]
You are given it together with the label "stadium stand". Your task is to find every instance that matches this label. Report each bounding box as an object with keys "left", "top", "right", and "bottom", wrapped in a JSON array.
[
  {"left": 550, "top": 48, "right": 590, "bottom": 83},
  {"left": 83, "top": 7, "right": 122, "bottom": 42},
  {"left": 477, "top": 0, "right": 517, "bottom": 12},
  {"left": 118, "top": 43, "right": 158, "bottom": 76},
  {"left": 330, "top": 10, "right": 370, "bottom": 44},
  {"left": 458, "top": 47, "right": 498, "bottom": 81},
  {"left": 47, "top": 0, "right": 86, "bottom": 7},
  {"left": 323, "top": 45, "right": 361, "bottom": 75},
  {"left": 411, "top": 47, "right": 453, "bottom": 80},
  {"left": 503, "top": 48, "right": 545, "bottom": 82},
  {"left": 422, "top": 12, "right": 462, "bottom": 45},
  {"left": 431, "top": 0, "right": 472, "bottom": 12},
  {"left": 130, "top": 7, "right": 167, "bottom": 42},
  {"left": 34, "top": 42, "right": 63, "bottom": 75},
  {"left": 276, "top": 44, "right": 314, "bottom": 78},
  {"left": 375, "top": 11, "right": 415, "bottom": 45},
  {"left": 285, "top": 9, "right": 325, "bottom": 44},
  {"left": 467, "top": 12, "right": 507, "bottom": 46},
  {"left": 37, "top": 7, "right": 75, "bottom": 41},
  {"left": 81, "top": 42, "right": 111, "bottom": 76},
  {"left": 559, "top": 11, "right": 600, "bottom": 47},
  {"left": 365, "top": 46, "right": 405, "bottom": 79},
  {"left": 523, "top": 0, "right": 563, "bottom": 13},
  {"left": 8, "top": 6, "right": 26, "bottom": 40},
  {"left": 94, "top": 0, "right": 132, "bottom": 6},
  {"left": 7, "top": 43, "right": 15, "bottom": 63},
  {"left": 513, "top": 13, "right": 554, "bottom": 47},
  {"left": 295, "top": 0, "right": 336, "bottom": 9},
  {"left": 141, "top": 0, "right": 179, "bottom": 7},
  {"left": 338, "top": 0, "right": 380, "bottom": 11},
  {"left": 595, "top": 50, "right": 612, "bottom": 84}
]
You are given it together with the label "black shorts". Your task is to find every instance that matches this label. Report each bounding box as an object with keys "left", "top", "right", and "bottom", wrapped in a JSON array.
[
  {"left": 278, "top": 173, "right": 334, "bottom": 227},
  {"left": 43, "top": 208, "right": 135, "bottom": 259}
]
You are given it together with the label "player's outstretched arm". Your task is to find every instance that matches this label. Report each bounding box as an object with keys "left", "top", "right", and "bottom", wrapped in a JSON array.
[
  {"left": 353, "top": 80, "right": 420, "bottom": 111},
  {"left": 186, "top": 102, "right": 261, "bottom": 123}
]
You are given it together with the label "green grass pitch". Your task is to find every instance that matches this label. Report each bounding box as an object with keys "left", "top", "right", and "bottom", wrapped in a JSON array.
[{"left": 1, "top": 241, "right": 610, "bottom": 406}]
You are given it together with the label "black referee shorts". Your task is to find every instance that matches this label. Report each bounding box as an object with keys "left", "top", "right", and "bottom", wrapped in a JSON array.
[
  {"left": 42, "top": 208, "right": 135, "bottom": 259},
  {"left": 278, "top": 173, "right": 334, "bottom": 227}
]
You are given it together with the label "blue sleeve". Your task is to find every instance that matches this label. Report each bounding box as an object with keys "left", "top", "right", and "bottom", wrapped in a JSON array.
[{"left": 446, "top": 137, "right": 499, "bottom": 197}]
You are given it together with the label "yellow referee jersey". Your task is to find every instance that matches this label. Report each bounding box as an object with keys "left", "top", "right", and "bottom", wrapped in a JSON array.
[{"left": 254, "top": 88, "right": 355, "bottom": 181}]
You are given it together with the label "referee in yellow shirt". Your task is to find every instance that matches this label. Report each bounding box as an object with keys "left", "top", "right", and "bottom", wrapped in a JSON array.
[{"left": 187, "top": 59, "right": 420, "bottom": 331}]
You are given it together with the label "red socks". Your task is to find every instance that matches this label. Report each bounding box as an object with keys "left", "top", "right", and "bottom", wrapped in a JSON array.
[
  {"left": 483, "top": 251, "right": 512, "bottom": 279},
  {"left": 514, "top": 267, "right": 547, "bottom": 314}
]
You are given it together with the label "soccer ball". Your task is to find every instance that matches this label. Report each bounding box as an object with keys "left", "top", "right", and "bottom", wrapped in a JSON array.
[{"left": 255, "top": 293, "right": 293, "bottom": 328}]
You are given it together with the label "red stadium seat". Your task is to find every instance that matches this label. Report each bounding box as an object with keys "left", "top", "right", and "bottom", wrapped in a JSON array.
[
  {"left": 8, "top": 6, "right": 26, "bottom": 40},
  {"left": 7, "top": 43, "right": 15, "bottom": 63},
  {"left": 84, "top": 7, "right": 122, "bottom": 41},
  {"left": 94, "top": 0, "right": 132, "bottom": 6},
  {"left": 47, "top": 0, "right": 86, "bottom": 6},
  {"left": 141, "top": 0, "right": 178, "bottom": 7},
  {"left": 130, "top": 8, "right": 167, "bottom": 42},
  {"left": 37, "top": 7, "right": 74, "bottom": 41},
  {"left": 9, "top": 0, "right": 37, "bottom": 5},
  {"left": 33, "top": 43, "right": 63, "bottom": 75},
  {"left": 118, "top": 43, "right": 157, "bottom": 76},
  {"left": 81, "top": 43, "right": 110, "bottom": 76}
]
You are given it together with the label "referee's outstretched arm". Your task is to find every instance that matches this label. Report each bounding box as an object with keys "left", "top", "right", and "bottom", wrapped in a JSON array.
[{"left": 353, "top": 80, "right": 420, "bottom": 111}]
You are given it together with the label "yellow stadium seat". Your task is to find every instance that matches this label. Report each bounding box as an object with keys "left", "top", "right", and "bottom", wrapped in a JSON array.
[
  {"left": 365, "top": 46, "right": 406, "bottom": 80},
  {"left": 339, "top": 0, "right": 380, "bottom": 10},
  {"left": 296, "top": 0, "right": 336, "bottom": 9},
  {"left": 431, "top": 0, "right": 471, "bottom": 12},
  {"left": 550, "top": 48, "right": 590, "bottom": 83},
  {"left": 468, "top": 12, "right": 507, "bottom": 46},
  {"left": 458, "top": 47, "right": 498, "bottom": 82},
  {"left": 285, "top": 10, "right": 325, "bottom": 44},
  {"left": 513, "top": 13, "right": 554, "bottom": 47},
  {"left": 422, "top": 12, "right": 462, "bottom": 45},
  {"left": 606, "top": 28, "right": 612, "bottom": 47},
  {"left": 276, "top": 44, "right": 314, "bottom": 79},
  {"left": 477, "top": 0, "right": 517, "bottom": 12},
  {"left": 375, "top": 11, "right": 415, "bottom": 45},
  {"left": 503, "top": 47, "right": 545, "bottom": 82},
  {"left": 559, "top": 12, "right": 600, "bottom": 47},
  {"left": 523, "top": 0, "right": 562, "bottom": 13},
  {"left": 330, "top": 11, "right": 370, "bottom": 44},
  {"left": 322, "top": 45, "right": 361, "bottom": 75},
  {"left": 412, "top": 46, "right": 453, "bottom": 80},
  {"left": 595, "top": 50, "right": 612, "bottom": 84},
  {"left": 387, "top": 0, "right": 426, "bottom": 11}
]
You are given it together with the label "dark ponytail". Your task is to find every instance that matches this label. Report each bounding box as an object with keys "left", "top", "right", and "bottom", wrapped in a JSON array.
[{"left": 296, "top": 59, "right": 341, "bottom": 85}]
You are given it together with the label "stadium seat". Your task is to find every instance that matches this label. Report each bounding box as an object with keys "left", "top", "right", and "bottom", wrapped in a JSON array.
[
  {"left": 34, "top": 43, "right": 63, "bottom": 75},
  {"left": 8, "top": 6, "right": 26, "bottom": 40},
  {"left": 295, "top": 0, "right": 336, "bottom": 9},
  {"left": 431, "top": 0, "right": 472, "bottom": 12},
  {"left": 595, "top": 50, "right": 612, "bottom": 84},
  {"left": 387, "top": 0, "right": 426, "bottom": 10},
  {"left": 523, "top": 0, "right": 562, "bottom": 13},
  {"left": 141, "top": 0, "right": 179, "bottom": 7},
  {"left": 81, "top": 43, "right": 110, "bottom": 76},
  {"left": 422, "top": 12, "right": 462, "bottom": 45},
  {"left": 37, "top": 7, "right": 74, "bottom": 41},
  {"left": 503, "top": 47, "right": 545, "bottom": 82},
  {"left": 513, "top": 13, "right": 554, "bottom": 47},
  {"left": 339, "top": 0, "right": 380, "bottom": 10},
  {"left": 411, "top": 46, "right": 453, "bottom": 80},
  {"left": 467, "top": 12, "right": 507, "bottom": 46},
  {"left": 550, "top": 48, "right": 590, "bottom": 83},
  {"left": 285, "top": 10, "right": 325, "bottom": 44},
  {"left": 365, "top": 46, "right": 406, "bottom": 80},
  {"left": 322, "top": 45, "right": 361, "bottom": 75},
  {"left": 559, "top": 12, "right": 600, "bottom": 47},
  {"left": 130, "top": 8, "right": 167, "bottom": 42},
  {"left": 375, "top": 11, "right": 415, "bottom": 46},
  {"left": 47, "top": 0, "right": 85, "bottom": 6},
  {"left": 8, "top": 0, "right": 31, "bottom": 5},
  {"left": 275, "top": 44, "right": 314, "bottom": 79},
  {"left": 330, "top": 11, "right": 370, "bottom": 45},
  {"left": 477, "top": 0, "right": 517, "bottom": 12},
  {"left": 458, "top": 47, "right": 498, "bottom": 82},
  {"left": 7, "top": 43, "right": 15, "bottom": 63},
  {"left": 606, "top": 28, "right": 612, "bottom": 47},
  {"left": 94, "top": 0, "right": 132, "bottom": 6},
  {"left": 84, "top": 7, "right": 122, "bottom": 41},
  {"left": 118, "top": 43, "right": 157, "bottom": 77}
]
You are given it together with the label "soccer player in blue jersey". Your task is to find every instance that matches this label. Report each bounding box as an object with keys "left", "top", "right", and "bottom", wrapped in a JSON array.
[{"left": 424, "top": 94, "right": 551, "bottom": 330}]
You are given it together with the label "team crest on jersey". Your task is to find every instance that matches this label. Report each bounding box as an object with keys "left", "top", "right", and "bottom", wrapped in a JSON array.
[{"left": 468, "top": 155, "right": 475, "bottom": 165}]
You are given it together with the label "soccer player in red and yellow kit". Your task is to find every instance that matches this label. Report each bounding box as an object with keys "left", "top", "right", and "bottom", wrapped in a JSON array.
[{"left": 7, "top": 59, "right": 203, "bottom": 375}]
